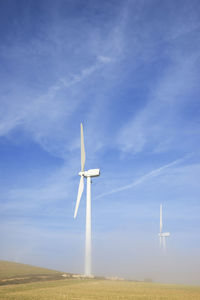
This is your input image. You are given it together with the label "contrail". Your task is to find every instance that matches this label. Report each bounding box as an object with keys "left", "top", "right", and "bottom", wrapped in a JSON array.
[{"left": 96, "top": 153, "right": 192, "bottom": 200}]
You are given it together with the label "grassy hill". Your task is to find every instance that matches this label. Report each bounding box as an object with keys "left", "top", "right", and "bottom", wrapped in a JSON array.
[
  {"left": 0, "top": 261, "right": 200, "bottom": 299},
  {"left": 0, "top": 260, "right": 69, "bottom": 285}
]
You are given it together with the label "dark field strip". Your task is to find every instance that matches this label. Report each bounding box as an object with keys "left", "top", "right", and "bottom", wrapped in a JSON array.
[{"left": 0, "top": 274, "right": 67, "bottom": 286}]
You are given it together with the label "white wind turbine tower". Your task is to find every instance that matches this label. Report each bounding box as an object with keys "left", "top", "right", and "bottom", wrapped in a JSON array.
[
  {"left": 158, "top": 204, "right": 170, "bottom": 252},
  {"left": 74, "top": 123, "right": 100, "bottom": 277}
]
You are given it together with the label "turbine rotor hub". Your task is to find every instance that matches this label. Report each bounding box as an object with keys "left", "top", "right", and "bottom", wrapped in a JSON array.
[{"left": 79, "top": 169, "right": 100, "bottom": 178}]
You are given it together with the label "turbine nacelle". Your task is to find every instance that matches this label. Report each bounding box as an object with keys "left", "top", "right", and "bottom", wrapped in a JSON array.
[
  {"left": 79, "top": 169, "right": 100, "bottom": 178},
  {"left": 159, "top": 232, "right": 170, "bottom": 237}
]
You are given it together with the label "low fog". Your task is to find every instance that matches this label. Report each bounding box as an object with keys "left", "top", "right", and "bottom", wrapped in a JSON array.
[{"left": 1, "top": 218, "right": 200, "bottom": 286}]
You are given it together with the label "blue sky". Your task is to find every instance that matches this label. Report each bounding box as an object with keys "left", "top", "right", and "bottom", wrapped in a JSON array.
[{"left": 0, "top": 0, "right": 200, "bottom": 285}]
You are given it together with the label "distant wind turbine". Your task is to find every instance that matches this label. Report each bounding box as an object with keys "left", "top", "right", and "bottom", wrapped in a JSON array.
[
  {"left": 158, "top": 204, "right": 170, "bottom": 252},
  {"left": 74, "top": 123, "right": 100, "bottom": 277}
]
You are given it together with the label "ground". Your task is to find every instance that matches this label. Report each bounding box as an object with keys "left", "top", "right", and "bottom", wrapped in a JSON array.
[{"left": 0, "top": 261, "right": 200, "bottom": 299}]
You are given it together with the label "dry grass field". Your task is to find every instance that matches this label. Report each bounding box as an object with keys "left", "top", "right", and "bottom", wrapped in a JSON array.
[
  {"left": 0, "top": 261, "right": 200, "bottom": 299},
  {"left": 1, "top": 278, "right": 200, "bottom": 300}
]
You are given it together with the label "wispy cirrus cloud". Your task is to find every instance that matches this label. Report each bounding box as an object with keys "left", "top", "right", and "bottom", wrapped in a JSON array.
[
  {"left": 96, "top": 153, "right": 192, "bottom": 200},
  {"left": 0, "top": 54, "right": 113, "bottom": 157},
  {"left": 117, "top": 50, "right": 200, "bottom": 154},
  {"left": 0, "top": 0, "right": 127, "bottom": 159}
]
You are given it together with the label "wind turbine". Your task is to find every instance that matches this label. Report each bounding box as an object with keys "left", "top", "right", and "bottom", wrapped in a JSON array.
[
  {"left": 74, "top": 123, "right": 100, "bottom": 277},
  {"left": 158, "top": 204, "right": 170, "bottom": 252}
]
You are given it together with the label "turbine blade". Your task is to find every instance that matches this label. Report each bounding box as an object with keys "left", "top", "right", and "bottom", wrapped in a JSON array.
[
  {"left": 163, "top": 236, "right": 166, "bottom": 252},
  {"left": 74, "top": 176, "right": 84, "bottom": 218},
  {"left": 80, "top": 123, "right": 86, "bottom": 172},
  {"left": 159, "top": 236, "right": 162, "bottom": 248},
  {"left": 160, "top": 204, "right": 163, "bottom": 233}
]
